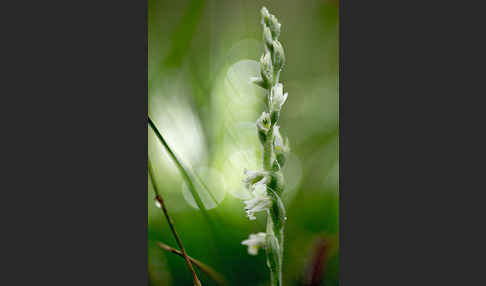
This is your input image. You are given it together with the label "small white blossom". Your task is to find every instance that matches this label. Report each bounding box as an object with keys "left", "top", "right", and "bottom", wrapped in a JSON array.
[
  {"left": 270, "top": 83, "right": 288, "bottom": 112},
  {"left": 242, "top": 232, "right": 267, "bottom": 255},
  {"left": 243, "top": 169, "right": 262, "bottom": 182},
  {"left": 243, "top": 169, "right": 267, "bottom": 188},
  {"left": 155, "top": 200, "right": 161, "bottom": 208},
  {"left": 260, "top": 52, "right": 273, "bottom": 84},
  {"left": 256, "top": 111, "right": 271, "bottom": 132},
  {"left": 244, "top": 182, "right": 271, "bottom": 220},
  {"left": 273, "top": 125, "right": 289, "bottom": 153}
]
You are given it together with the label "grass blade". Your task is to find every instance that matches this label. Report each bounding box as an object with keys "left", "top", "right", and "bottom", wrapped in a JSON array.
[
  {"left": 148, "top": 115, "right": 207, "bottom": 213},
  {"left": 148, "top": 160, "right": 202, "bottom": 286},
  {"left": 157, "top": 241, "right": 228, "bottom": 286}
]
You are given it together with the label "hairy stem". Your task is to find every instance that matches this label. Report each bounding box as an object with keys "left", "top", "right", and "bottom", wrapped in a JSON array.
[{"left": 263, "top": 129, "right": 274, "bottom": 170}]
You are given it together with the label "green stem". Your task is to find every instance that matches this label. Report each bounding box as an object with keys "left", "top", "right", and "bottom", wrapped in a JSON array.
[
  {"left": 266, "top": 213, "right": 282, "bottom": 286},
  {"left": 262, "top": 96, "right": 284, "bottom": 286},
  {"left": 267, "top": 187, "right": 285, "bottom": 286},
  {"left": 263, "top": 129, "right": 273, "bottom": 170}
]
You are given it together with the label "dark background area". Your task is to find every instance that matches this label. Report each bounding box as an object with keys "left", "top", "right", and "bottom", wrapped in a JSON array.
[{"left": 4, "top": 0, "right": 482, "bottom": 285}]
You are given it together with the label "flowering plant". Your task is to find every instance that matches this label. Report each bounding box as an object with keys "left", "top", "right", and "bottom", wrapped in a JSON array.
[{"left": 241, "top": 7, "right": 289, "bottom": 286}]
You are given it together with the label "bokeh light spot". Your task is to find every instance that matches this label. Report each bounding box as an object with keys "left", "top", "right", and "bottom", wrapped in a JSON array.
[{"left": 182, "top": 167, "right": 226, "bottom": 210}]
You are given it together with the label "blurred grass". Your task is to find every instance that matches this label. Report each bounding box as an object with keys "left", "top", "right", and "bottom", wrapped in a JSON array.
[
  {"left": 162, "top": 0, "right": 206, "bottom": 68},
  {"left": 148, "top": 116, "right": 208, "bottom": 213},
  {"left": 148, "top": 0, "right": 339, "bottom": 285}
]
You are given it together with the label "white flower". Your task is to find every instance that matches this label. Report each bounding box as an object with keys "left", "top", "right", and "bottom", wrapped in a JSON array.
[
  {"left": 242, "top": 232, "right": 267, "bottom": 255},
  {"left": 273, "top": 125, "right": 289, "bottom": 154},
  {"left": 243, "top": 169, "right": 262, "bottom": 182},
  {"left": 256, "top": 111, "right": 271, "bottom": 132},
  {"left": 243, "top": 169, "right": 267, "bottom": 189},
  {"left": 270, "top": 83, "right": 288, "bottom": 112},
  {"left": 260, "top": 52, "right": 273, "bottom": 84},
  {"left": 244, "top": 182, "right": 271, "bottom": 220}
]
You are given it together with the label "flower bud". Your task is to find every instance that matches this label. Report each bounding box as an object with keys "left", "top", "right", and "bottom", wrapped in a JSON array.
[
  {"left": 261, "top": 7, "right": 270, "bottom": 23},
  {"left": 267, "top": 15, "right": 281, "bottom": 39},
  {"left": 260, "top": 52, "right": 273, "bottom": 87},
  {"left": 272, "top": 40, "right": 285, "bottom": 71},
  {"left": 263, "top": 26, "right": 273, "bottom": 49},
  {"left": 261, "top": 7, "right": 281, "bottom": 39},
  {"left": 256, "top": 112, "right": 271, "bottom": 143}
]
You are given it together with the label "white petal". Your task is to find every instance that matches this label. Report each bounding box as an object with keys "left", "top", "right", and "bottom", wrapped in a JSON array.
[{"left": 248, "top": 246, "right": 258, "bottom": 255}]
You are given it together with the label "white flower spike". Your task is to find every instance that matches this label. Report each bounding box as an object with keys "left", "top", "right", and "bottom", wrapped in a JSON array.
[
  {"left": 242, "top": 232, "right": 267, "bottom": 255},
  {"left": 242, "top": 7, "right": 288, "bottom": 285}
]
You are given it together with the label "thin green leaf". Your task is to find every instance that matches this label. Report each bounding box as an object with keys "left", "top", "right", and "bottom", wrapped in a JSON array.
[{"left": 148, "top": 115, "right": 207, "bottom": 214}]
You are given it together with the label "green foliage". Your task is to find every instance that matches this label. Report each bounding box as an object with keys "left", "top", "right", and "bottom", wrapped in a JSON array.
[{"left": 148, "top": 0, "right": 339, "bottom": 285}]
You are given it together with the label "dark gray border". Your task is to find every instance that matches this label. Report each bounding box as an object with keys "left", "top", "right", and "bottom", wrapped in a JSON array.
[{"left": 4, "top": 0, "right": 148, "bottom": 284}]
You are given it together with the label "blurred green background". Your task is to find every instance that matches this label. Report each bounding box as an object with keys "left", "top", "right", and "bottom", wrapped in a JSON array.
[{"left": 148, "top": 0, "right": 339, "bottom": 285}]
